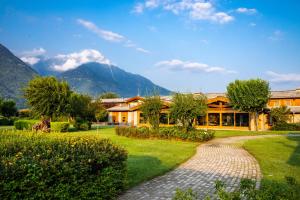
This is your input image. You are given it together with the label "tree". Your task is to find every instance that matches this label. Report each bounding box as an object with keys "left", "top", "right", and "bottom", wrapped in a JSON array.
[
  {"left": 69, "top": 93, "right": 96, "bottom": 121},
  {"left": 99, "top": 92, "right": 119, "bottom": 99},
  {"left": 170, "top": 93, "right": 207, "bottom": 132},
  {"left": 226, "top": 79, "right": 270, "bottom": 131},
  {"left": 23, "top": 76, "right": 72, "bottom": 119},
  {"left": 140, "top": 94, "right": 163, "bottom": 131},
  {"left": 93, "top": 98, "right": 108, "bottom": 122},
  {"left": 270, "top": 105, "right": 291, "bottom": 125},
  {"left": 0, "top": 99, "right": 17, "bottom": 117}
]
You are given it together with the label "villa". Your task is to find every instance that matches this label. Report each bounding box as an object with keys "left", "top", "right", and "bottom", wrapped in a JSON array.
[{"left": 103, "top": 88, "right": 300, "bottom": 131}]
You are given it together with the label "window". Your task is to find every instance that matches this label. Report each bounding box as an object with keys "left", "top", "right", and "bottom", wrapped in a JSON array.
[
  {"left": 159, "top": 113, "right": 168, "bottom": 124},
  {"left": 139, "top": 113, "right": 145, "bottom": 124},
  {"left": 235, "top": 113, "right": 249, "bottom": 127},
  {"left": 208, "top": 113, "right": 220, "bottom": 126},
  {"left": 122, "top": 117, "right": 126, "bottom": 123},
  {"left": 196, "top": 115, "right": 206, "bottom": 126},
  {"left": 274, "top": 100, "right": 280, "bottom": 107},
  {"left": 222, "top": 113, "right": 234, "bottom": 126},
  {"left": 285, "top": 100, "right": 291, "bottom": 106}
]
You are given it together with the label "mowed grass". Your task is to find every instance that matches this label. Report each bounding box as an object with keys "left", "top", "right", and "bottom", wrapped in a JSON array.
[
  {"left": 0, "top": 127, "right": 198, "bottom": 188},
  {"left": 244, "top": 136, "right": 300, "bottom": 182},
  {"left": 214, "top": 130, "right": 300, "bottom": 138}
]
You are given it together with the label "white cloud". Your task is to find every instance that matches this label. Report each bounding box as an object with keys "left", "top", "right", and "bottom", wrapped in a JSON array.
[
  {"left": 267, "top": 71, "right": 300, "bottom": 82},
  {"left": 155, "top": 59, "right": 236, "bottom": 74},
  {"left": 77, "top": 19, "right": 125, "bottom": 42},
  {"left": 249, "top": 22, "right": 256, "bottom": 27},
  {"left": 20, "top": 47, "right": 47, "bottom": 65},
  {"left": 268, "top": 30, "right": 283, "bottom": 41},
  {"left": 136, "top": 47, "right": 151, "bottom": 54},
  {"left": 132, "top": 0, "right": 234, "bottom": 24},
  {"left": 236, "top": 8, "right": 257, "bottom": 15},
  {"left": 132, "top": 3, "right": 144, "bottom": 14},
  {"left": 77, "top": 18, "right": 149, "bottom": 54},
  {"left": 51, "top": 49, "right": 111, "bottom": 72}
]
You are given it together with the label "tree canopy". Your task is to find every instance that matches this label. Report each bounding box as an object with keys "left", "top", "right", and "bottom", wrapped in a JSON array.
[
  {"left": 226, "top": 79, "right": 270, "bottom": 130},
  {"left": 170, "top": 93, "right": 207, "bottom": 132},
  {"left": 0, "top": 98, "right": 17, "bottom": 117},
  {"left": 270, "top": 105, "right": 291, "bottom": 125},
  {"left": 23, "top": 76, "right": 72, "bottom": 119},
  {"left": 140, "top": 94, "right": 163, "bottom": 131}
]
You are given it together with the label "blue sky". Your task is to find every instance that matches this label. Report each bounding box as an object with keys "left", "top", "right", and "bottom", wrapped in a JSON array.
[{"left": 1, "top": 0, "right": 300, "bottom": 92}]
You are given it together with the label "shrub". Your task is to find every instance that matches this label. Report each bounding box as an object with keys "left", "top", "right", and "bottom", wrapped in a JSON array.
[
  {"left": 0, "top": 132, "right": 128, "bottom": 199},
  {"left": 0, "top": 116, "right": 15, "bottom": 126},
  {"left": 116, "top": 126, "right": 214, "bottom": 142},
  {"left": 74, "top": 118, "right": 92, "bottom": 131},
  {"left": 14, "top": 120, "right": 39, "bottom": 130},
  {"left": 272, "top": 122, "right": 300, "bottom": 131},
  {"left": 51, "top": 122, "right": 70, "bottom": 132},
  {"left": 173, "top": 188, "right": 198, "bottom": 200}
]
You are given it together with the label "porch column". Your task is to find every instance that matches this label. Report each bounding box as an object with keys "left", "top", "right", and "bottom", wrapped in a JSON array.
[
  {"left": 234, "top": 112, "right": 236, "bottom": 127},
  {"left": 206, "top": 113, "right": 209, "bottom": 127},
  {"left": 220, "top": 113, "right": 222, "bottom": 128},
  {"left": 167, "top": 113, "right": 170, "bottom": 125}
]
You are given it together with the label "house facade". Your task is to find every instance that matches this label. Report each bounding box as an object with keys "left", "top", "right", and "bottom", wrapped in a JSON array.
[{"left": 103, "top": 88, "right": 300, "bottom": 131}]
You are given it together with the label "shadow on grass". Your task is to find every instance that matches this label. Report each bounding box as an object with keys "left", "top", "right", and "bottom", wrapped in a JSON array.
[{"left": 287, "top": 136, "right": 300, "bottom": 166}]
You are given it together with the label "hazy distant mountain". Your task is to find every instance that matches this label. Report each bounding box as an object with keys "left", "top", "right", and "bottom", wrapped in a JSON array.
[
  {"left": 59, "top": 62, "right": 170, "bottom": 97},
  {"left": 0, "top": 43, "right": 38, "bottom": 107}
]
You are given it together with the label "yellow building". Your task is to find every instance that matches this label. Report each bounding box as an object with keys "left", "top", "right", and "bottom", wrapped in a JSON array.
[{"left": 104, "top": 88, "right": 300, "bottom": 131}]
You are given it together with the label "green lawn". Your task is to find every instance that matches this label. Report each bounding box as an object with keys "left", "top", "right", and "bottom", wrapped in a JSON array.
[
  {"left": 214, "top": 130, "right": 300, "bottom": 138},
  {"left": 244, "top": 136, "right": 300, "bottom": 182},
  {"left": 0, "top": 127, "right": 198, "bottom": 188}
]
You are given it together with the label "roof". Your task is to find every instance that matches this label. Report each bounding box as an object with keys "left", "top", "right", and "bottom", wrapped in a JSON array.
[
  {"left": 270, "top": 89, "right": 300, "bottom": 99},
  {"left": 107, "top": 105, "right": 130, "bottom": 112},
  {"left": 101, "top": 98, "right": 128, "bottom": 103},
  {"left": 289, "top": 106, "right": 300, "bottom": 114}
]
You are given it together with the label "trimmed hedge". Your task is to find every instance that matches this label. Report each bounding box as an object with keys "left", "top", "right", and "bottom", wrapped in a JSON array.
[
  {"left": 272, "top": 122, "right": 300, "bottom": 131},
  {"left": 116, "top": 126, "right": 215, "bottom": 142},
  {"left": 14, "top": 120, "right": 39, "bottom": 130},
  {"left": 51, "top": 122, "right": 70, "bottom": 132},
  {"left": 0, "top": 117, "right": 15, "bottom": 126},
  {"left": 14, "top": 120, "right": 70, "bottom": 132},
  {"left": 0, "top": 132, "right": 128, "bottom": 199}
]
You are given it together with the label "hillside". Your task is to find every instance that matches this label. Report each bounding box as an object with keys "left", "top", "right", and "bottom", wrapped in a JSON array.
[
  {"left": 59, "top": 62, "right": 170, "bottom": 97},
  {"left": 0, "top": 44, "right": 38, "bottom": 107}
]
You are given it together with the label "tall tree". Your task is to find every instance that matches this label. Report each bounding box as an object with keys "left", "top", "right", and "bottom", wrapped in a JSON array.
[
  {"left": 170, "top": 93, "right": 207, "bottom": 132},
  {"left": 226, "top": 79, "right": 270, "bottom": 131},
  {"left": 140, "top": 94, "right": 163, "bottom": 131},
  {"left": 69, "top": 93, "right": 98, "bottom": 121},
  {"left": 99, "top": 92, "right": 119, "bottom": 99},
  {"left": 23, "top": 76, "right": 72, "bottom": 119},
  {"left": 0, "top": 99, "right": 17, "bottom": 117}
]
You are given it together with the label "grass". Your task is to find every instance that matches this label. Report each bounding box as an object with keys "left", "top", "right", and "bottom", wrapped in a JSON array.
[
  {"left": 0, "top": 127, "right": 198, "bottom": 187},
  {"left": 244, "top": 136, "right": 300, "bottom": 182},
  {"left": 214, "top": 130, "right": 300, "bottom": 138}
]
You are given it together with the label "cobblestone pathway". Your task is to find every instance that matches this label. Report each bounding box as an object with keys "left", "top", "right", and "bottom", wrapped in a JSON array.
[{"left": 118, "top": 135, "right": 279, "bottom": 200}]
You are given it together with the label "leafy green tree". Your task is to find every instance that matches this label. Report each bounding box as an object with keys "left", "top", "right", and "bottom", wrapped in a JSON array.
[
  {"left": 0, "top": 99, "right": 17, "bottom": 117},
  {"left": 23, "top": 76, "right": 72, "bottom": 119},
  {"left": 170, "top": 93, "right": 207, "bottom": 132},
  {"left": 99, "top": 92, "right": 119, "bottom": 99},
  {"left": 226, "top": 79, "right": 270, "bottom": 131},
  {"left": 93, "top": 98, "right": 108, "bottom": 122},
  {"left": 140, "top": 94, "right": 163, "bottom": 131},
  {"left": 69, "top": 93, "right": 96, "bottom": 121},
  {"left": 270, "top": 105, "right": 291, "bottom": 125}
]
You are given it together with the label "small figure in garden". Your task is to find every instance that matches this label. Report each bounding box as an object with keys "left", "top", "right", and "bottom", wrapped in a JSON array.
[{"left": 32, "top": 117, "right": 51, "bottom": 133}]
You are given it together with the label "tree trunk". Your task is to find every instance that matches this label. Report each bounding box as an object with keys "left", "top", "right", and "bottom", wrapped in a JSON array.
[{"left": 254, "top": 112, "right": 258, "bottom": 131}]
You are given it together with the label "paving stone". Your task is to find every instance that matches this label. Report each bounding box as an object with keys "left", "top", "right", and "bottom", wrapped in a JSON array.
[{"left": 118, "top": 135, "right": 280, "bottom": 200}]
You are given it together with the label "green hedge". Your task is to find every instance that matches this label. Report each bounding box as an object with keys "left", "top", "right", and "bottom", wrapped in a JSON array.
[
  {"left": 14, "top": 120, "right": 39, "bottom": 130},
  {"left": 116, "top": 126, "right": 215, "bottom": 142},
  {"left": 0, "top": 133, "right": 127, "bottom": 199},
  {"left": 51, "top": 122, "right": 70, "bottom": 132},
  {"left": 0, "top": 117, "right": 15, "bottom": 126},
  {"left": 272, "top": 122, "right": 300, "bottom": 131},
  {"left": 14, "top": 120, "right": 70, "bottom": 132}
]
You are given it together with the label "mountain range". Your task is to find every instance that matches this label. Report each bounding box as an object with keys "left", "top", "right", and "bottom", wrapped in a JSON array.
[{"left": 0, "top": 43, "right": 170, "bottom": 107}]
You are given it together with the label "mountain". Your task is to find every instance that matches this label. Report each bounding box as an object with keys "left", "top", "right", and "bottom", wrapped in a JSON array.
[
  {"left": 59, "top": 62, "right": 170, "bottom": 97},
  {"left": 0, "top": 43, "right": 38, "bottom": 107}
]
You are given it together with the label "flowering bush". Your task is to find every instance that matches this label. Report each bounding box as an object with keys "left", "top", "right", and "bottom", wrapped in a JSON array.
[
  {"left": 0, "top": 131, "right": 127, "bottom": 199},
  {"left": 116, "top": 126, "right": 214, "bottom": 142}
]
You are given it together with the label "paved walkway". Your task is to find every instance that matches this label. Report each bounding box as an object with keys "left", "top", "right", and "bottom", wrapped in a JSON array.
[{"left": 119, "top": 135, "right": 280, "bottom": 200}]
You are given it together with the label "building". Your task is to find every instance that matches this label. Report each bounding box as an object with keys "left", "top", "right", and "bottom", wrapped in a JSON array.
[{"left": 105, "top": 88, "right": 300, "bottom": 131}]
